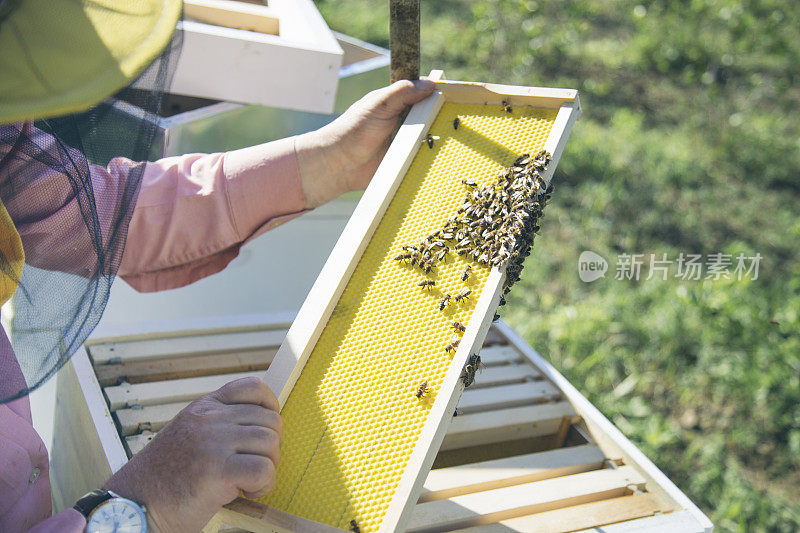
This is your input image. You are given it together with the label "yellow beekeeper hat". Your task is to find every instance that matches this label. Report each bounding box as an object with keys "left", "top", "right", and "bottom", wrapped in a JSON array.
[{"left": 0, "top": 0, "right": 182, "bottom": 124}]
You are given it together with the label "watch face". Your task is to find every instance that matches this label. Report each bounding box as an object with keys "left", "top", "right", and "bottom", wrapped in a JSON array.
[{"left": 86, "top": 498, "right": 146, "bottom": 533}]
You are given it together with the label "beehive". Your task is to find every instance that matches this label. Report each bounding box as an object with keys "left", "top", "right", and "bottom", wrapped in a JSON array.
[{"left": 259, "top": 78, "right": 581, "bottom": 531}]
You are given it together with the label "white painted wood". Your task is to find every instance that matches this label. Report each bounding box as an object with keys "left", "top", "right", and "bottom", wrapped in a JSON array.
[
  {"left": 90, "top": 329, "right": 287, "bottom": 364},
  {"left": 573, "top": 510, "right": 707, "bottom": 533},
  {"left": 169, "top": 4, "right": 342, "bottom": 112},
  {"left": 49, "top": 349, "right": 129, "bottom": 510},
  {"left": 105, "top": 371, "right": 263, "bottom": 410},
  {"left": 263, "top": 73, "right": 447, "bottom": 406},
  {"left": 183, "top": 0, "right": 280, "bottom": 34},
  {"left": 419, "top": 444, "right": 606, "bottom": 503},
  {"left": 126, "top": 432, "right": 156, "bottom": 456},
  {"left": 494, "top": 321, "right": 713, "bottom": 533},
  {"left": 467, "top": 363, "right": 540, "bottom": 389},
  {"left": 69, "top": 349, "right": 129, "bottom": 472},
  {"left": 406, "top": 466, "right": 646, "bottom": 532},
  {"left": 437, "top": 80, "right": 579, "bottom": 110},
  {"left": 455, "top": 381, "right": 560, "bottom": 414},
  {"left": 441, "top": 402, "right": 576, "bottom": 451},
  {"left": 117, "top": 401, "right": 186, "bottom": 435},
  {"left": 183, "top": 0, "right": 280, "bottom": 35},
  {"left": 86, "top": 311, "right": 296, "bottom": 345},
  {"left": 476, "top": 345, "right": 522, "bottom": 367}
]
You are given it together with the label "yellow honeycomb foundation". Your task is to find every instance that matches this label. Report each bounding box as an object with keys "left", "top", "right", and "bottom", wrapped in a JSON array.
[{"left": 256, "top": 102, "right": 558, "bottom": 531}]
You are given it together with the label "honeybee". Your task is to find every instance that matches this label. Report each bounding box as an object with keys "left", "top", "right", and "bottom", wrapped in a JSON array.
[
  {"left": 451, "top": 320, "right": 466, "bottom": 332},
  {"left": 416, "top": 380, "right": 429, "bottom": 399},
  {"left": 425, "top": 133, "right": 438, "bottom": 149},
  {"left": 394, "top": 252, "right": 411, "bottom": 261},
  {"left": 350, "top": 520, "right": 361, "bottom": 533},
  {"left": 444, "top": 338, "right": 460, "bottom": 352},
  {"left": 493, "top": 312, "right": 501, "bottom": 322},
  {"left": 439, "top": 294, "right": 451, "bottom": 310},
  {"left": 502, "top": 100, "right": 512, "bottom": 113},
  {"left": 461, "top": 265, "right": 472, "bottom": 281},
  {"left": 460, "top": 353, "right": 482, "bottom": 388},
  {"left": 453, "top": 117, "right": 460, "bottom": 130},
  {"left": 417, "top": 279, "right": 436, "bottom": 289},
  {"left": 461, "top": 178, "right": 477, "bottom": 187},
  {"left": 514, "top": 154, "right": 531, "bottom": 166}
]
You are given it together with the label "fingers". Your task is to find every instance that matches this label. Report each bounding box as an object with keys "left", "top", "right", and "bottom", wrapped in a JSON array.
[
  {"left": 368, "top": 79, "right": 436, "bottom": 118},
  {"left": 233, "top": 425, "right": 281, "bottom": 466},
  {"left": 224, "top": 454, "right": 276, "bottom": 499},
  {"left": 213, "top": 376, "right": 280, "bottom": 412},
  {"left": 228, "top": 403, "right": 282, "bottom": 433}
]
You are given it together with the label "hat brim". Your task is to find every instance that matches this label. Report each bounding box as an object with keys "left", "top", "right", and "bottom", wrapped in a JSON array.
[{"left": 0, "top": 0, "right": 182, "bottom": 124}]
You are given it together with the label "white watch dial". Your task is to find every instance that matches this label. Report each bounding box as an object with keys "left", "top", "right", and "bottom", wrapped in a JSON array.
[{"left": 86, "top": 498, "right": 146, "bottom": 533}]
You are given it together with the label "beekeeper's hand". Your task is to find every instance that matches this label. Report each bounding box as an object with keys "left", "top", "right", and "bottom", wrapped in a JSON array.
[
  {"left": 103, "top": 377, "right": 281, "bottom": 533},
  {"left": 295, "top": 78, "right": 436, "bottom": 208}
]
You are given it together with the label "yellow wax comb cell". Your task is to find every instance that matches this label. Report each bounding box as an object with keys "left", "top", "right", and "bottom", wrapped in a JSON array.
[{"left": 257, "top": 102, "right": 558, "bottom": 531}]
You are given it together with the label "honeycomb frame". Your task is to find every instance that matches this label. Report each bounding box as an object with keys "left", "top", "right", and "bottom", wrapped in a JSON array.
[{"left": 254, "top": 72, "right": 581, "bottom": 533}]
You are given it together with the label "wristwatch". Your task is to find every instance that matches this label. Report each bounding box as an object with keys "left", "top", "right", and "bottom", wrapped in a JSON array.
[{"left": 74, "top": 489, "right": 148, "bottom": 533}]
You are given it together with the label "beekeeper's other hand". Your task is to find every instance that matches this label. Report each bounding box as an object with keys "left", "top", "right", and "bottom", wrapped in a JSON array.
[
  {"left": 103, "top": 377, "right": 281, "bottom": 533},
  {"left": 295, "top": 79, "right": 436, "bottom": 208}
]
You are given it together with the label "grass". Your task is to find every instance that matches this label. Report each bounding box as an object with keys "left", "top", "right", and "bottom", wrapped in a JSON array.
[{"left": 315, "top": 0, "right": 800, "bottom": 531}]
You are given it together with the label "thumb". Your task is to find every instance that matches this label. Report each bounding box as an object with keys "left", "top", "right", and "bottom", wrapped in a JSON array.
[{"left": 371, "top": 79, "right": 436, "bottom": 118}]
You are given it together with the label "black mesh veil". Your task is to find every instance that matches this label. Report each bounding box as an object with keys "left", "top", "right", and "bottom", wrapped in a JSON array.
[{"left": 0, "top": 31, "right": 182, "bottom": 404}]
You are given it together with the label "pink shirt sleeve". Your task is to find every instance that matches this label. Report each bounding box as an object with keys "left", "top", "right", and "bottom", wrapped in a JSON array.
[{"left": 118, "top": 137, "right": 308, "bottom": 292}]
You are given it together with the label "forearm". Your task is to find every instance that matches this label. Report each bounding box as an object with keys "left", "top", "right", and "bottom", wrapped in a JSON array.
[{"left": 118, "top": 138, "right": 307, "bottom": 292}]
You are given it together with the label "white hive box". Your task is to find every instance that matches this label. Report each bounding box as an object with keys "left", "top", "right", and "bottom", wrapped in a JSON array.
[
  {"left": 155, "top": 0, "right": 344, "bottom": 113},
  {"left": 50, "top": 314, "right": 712, "bottom": 532}
]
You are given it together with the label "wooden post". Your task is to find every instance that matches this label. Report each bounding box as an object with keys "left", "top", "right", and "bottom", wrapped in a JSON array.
[{"left": 389, "top": 0, "right": 420, "bottom": 82}]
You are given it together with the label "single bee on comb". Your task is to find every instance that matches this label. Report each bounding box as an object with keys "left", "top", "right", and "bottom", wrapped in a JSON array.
[
  {"left": 350, "top": 520, "right": 361, "bottom": 533},
  {"left": 416, "top": 380, "right": 429, "bottom": 399},
  {"left": 502, "top": 99, "right": 513, "bottom": 113},
  {"left": 462, "top": 265, "right": 472, "bottom": 281},
  {"left": 444, "top": 338, "right": 460, "bottom": 353},
  {"left": 424, "top": 133, "right": 440, "bottom": 149},
  {"left": 453, "top": 117, "right": 460, "bottom": 130},
  {"left": 417, "top": 279, "right": 435, "bottom": 289},
  {"left": 454, "top": 288, "right": 472, "bottom": 302},
  {"left": 439, "top": 294, "right": 451, "bottom": 311},
  {"left": 451, "top": 320, "right": 466, "bottom": 333}
]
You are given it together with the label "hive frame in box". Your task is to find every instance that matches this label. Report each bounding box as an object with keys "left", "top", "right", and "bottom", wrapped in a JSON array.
[
  {"left": 259, "top": 70, "right": 582, "bottom": 532},
  {"left": 136, "top": 0, "right": 343, "bottom": 113}
]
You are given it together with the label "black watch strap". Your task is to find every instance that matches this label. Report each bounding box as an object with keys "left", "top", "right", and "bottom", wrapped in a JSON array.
[{"left": 73, "top": 489, "right": 114, "bottom": 518}]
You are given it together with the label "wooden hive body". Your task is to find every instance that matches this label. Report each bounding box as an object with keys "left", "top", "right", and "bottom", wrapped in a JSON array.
[{"left": 51, "top": 314, "right": 711, "bottom": 532}]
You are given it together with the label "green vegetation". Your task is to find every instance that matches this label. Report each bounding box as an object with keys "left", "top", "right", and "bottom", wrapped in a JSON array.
[{"left": 316, "top": 0, "right": 799, "bottom": 530}]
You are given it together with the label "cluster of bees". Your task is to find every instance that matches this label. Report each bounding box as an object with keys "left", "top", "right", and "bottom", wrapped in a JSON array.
[{"left": 395, "top": 122, "right": 554, "bottom": 404}]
